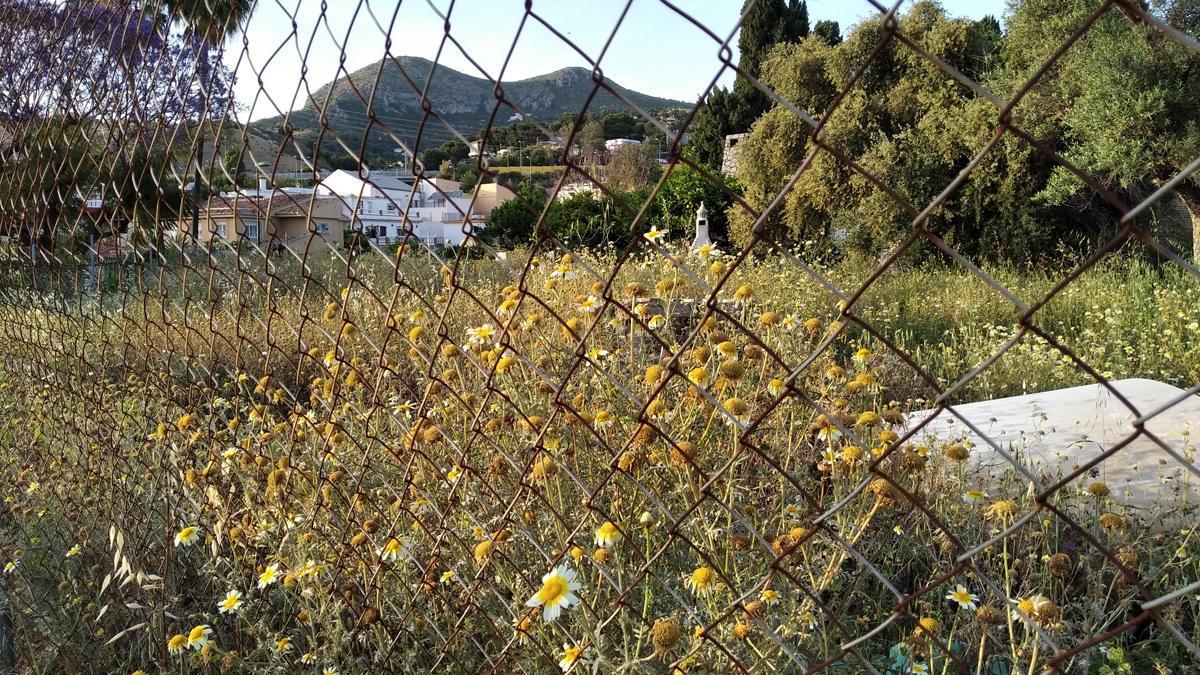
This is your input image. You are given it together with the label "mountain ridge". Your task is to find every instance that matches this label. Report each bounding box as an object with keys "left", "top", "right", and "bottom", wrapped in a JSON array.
[{"left": 247, "top": 56, "right": 691, "bottom": 168}]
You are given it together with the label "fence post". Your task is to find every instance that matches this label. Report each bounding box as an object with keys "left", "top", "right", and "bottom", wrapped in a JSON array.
[{"left": 0, "top": 601, "right": 14, "bottom": 669}]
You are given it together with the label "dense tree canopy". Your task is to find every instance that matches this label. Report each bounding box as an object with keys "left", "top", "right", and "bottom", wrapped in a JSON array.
[
  {"left": 483, "top": 187, "right": 649, "bottom": 251},
  {"left": 686, "top": 87, "right": 753, "bottom": 170},
  {"left": 813, "top": 20, "right": 842, "bottom": 46},
  {"left": 419, "top": 139, "right": 469, "bottom": 171},
  {"left": 482, "top": 185, "right": 548, "bottom": 249},
  {"left": 726, "top": 0, "right": 1200, "bottom": 263}
]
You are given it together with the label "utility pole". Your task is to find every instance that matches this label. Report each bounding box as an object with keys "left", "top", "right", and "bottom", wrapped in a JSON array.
[
  {"left": 88, "top": 226, "right": 97, "bottom": 292},
  {"left": 192, "top": 132, "right": 203, "bottom": 244}
]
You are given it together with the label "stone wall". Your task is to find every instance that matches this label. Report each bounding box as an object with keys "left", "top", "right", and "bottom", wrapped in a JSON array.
[{"left": 721, "top": 133, "right": 749, "bottom": 177}]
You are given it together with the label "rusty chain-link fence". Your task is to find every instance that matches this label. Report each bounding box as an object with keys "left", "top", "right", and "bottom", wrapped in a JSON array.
[{"left": 0, "top": 0, "right": 1199, "bottom": 672}]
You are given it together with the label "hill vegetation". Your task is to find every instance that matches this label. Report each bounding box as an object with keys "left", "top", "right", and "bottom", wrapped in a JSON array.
[{"left": 247, "top": 56, "right": 690, "bottom": 170}]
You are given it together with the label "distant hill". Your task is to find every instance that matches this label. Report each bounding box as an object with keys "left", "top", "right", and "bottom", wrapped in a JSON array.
[{"left": 246, "top": 56, "right": 691, "bottom": 169}]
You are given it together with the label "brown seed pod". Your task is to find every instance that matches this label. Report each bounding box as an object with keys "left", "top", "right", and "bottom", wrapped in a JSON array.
[
  {"left": 651, "top": 616, "right": 681, "bottom": 654},
  {"left": 976, "top": 605, "right": 1005, "bottom": 625},
  {"left": 1048, "top": 552, "right": 1073, "bottom": 579},
  {"left": 743, "top": 600, "right": 766, "bottom": 620}
]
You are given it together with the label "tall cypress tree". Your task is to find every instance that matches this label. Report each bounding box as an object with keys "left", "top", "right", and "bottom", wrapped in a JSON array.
[
  {"left": 691, "top": 0, "right": 809, "bottom": 171},
  {"left": 734, "top": 1, "right": 809, "bottom": 113}
]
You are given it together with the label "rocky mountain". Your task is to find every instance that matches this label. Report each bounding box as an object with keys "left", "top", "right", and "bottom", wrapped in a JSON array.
[{"left": 247, "top": 56, "right": 690, "bottom": 168}]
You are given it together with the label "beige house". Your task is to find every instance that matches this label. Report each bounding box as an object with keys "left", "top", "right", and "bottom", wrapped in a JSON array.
[
  {"left": 181, "top": 192, "right": 349, "bottom": 250},
  {"left": 266, "top": 194, "right": 350, "bottom": 250},
  {"left": 182, "top": 194, "right": 263, "bottom": 244},
  {"left": 469, "top": 182, "right": 516, "bottom": 218}
]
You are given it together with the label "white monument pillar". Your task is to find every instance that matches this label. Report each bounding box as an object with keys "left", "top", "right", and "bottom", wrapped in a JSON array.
[{"left": 690, "top": 202, "right": 711, "bottom": 252}]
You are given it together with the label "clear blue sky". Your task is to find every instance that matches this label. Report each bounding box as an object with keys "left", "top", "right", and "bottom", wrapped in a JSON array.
[{"left": 230, "top": 0, "right": 1008, "bottom": 122}]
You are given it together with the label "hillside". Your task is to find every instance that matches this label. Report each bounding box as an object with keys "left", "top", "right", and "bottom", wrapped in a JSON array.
[{"left": 247, "top": 56, "right": 690, "bottom": 168}]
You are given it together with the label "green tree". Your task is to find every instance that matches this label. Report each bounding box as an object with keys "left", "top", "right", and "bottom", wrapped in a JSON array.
[
  {"left": 653, "top": 157, "right": 739, "bottom": 243},
  {"left": 727, "top": 0, "right": 1200, "bottom": 263},
  {"left": 546, "top": 193, "right": 610, "bottom": 248},
  {"left": 545, "top": 192, "right": 646, "bottom": 249},
  {"left": 594, "top": 111, "right": 646, "bottom": 140},
  {"left": 996, "top": 0, "right": 1200, "bottom": 258},
  {"left": 576, "top": 120, "right": 606, "bottom": 161},
  {"left": 604, "top": 144, "right": 661, "bottom": 193},
  {"left": 735, "top": 0, "right": 809, "bottom": 100},
  {"left": 813, "top": 20, "right": 842, "bottom": 46},
  {"left": 686, "top": 88, "right": 748, "bottom": 170},
  {"left": 420, "top": 139, "right": 469, "bottom": 171},
  {"left": 483, "top": 184, "right": 548, "bottom": 248},
  {"left": 477, "top": 120, "right": 546, "bottom": 149},
  {"left": 727, "top": 3, "right": 1005, "bottom": 254}
]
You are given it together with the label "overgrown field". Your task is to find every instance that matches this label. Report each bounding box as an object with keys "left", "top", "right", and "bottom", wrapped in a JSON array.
[{"left": 0, "top": 246, "right": 1196, "bottom": 673}]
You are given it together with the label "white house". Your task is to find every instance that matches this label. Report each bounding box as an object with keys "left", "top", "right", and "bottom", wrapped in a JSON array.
[
  {"left": 604, "top": 138, "right": 641, "bottom": 152},
  {"left": 315, "top": 169, "right": 484, "bottom": 246},
  {"left": 317, "top": 169, "right": 413, "bottom": 202},
  {"left": 467, "top": 140, "right": 491, "bottom": 160}
]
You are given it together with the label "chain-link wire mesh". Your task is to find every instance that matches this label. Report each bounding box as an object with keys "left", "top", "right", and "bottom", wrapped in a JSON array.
[{"left": 0, "top": 0, "right": 1198, "bottom": 672}]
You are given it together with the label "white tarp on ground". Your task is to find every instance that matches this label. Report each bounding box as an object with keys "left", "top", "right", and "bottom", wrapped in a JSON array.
[{"left": 907, "top": 378, "right": 1199, "bottom": 509}]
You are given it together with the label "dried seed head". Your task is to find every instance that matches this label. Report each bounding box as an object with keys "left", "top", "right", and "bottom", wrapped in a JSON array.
[
  {"left": 743, "top": 600, "right": 767, "bottom": 620},
  {"left": 1048, "top": 552, "right": 1072, "bottom": 579},
  {"left": 975, "top": 605, "right": 1005, "bottom": 625},
  {"left": 651, "top": 616, "right": 681, "bottom": 654},
  {"left": 868, "top": 478, "right": 899, "bottom": 505},
  {"left": 670, "top": 440, "right": 697, "bottom": 468},
  {"left": 633, "top": 424, "right": 657, "bottom": 447},
  {"left": 945, "top": 443, "right": 969, "bottom": 461}
]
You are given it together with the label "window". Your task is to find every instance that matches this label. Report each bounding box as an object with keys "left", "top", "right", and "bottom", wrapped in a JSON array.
[
  {"left": 215, "top": 220, "right": 227, "bottom": 238},
  {"left": 244, "top": 219, "right": 260, "bottom": 242},
  {"left": 315, "top": 222, "right": 331, "bottom": 235}
]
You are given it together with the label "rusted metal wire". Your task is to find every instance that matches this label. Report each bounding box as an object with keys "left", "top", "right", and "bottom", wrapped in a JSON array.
[{"left": 0, "top": 0, "right": 1197, "bottom": 672}]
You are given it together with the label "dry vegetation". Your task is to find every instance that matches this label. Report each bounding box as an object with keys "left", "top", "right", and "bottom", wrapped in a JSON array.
[{"left": 0, "top": 243, "right": 1197, "bottom": 673}]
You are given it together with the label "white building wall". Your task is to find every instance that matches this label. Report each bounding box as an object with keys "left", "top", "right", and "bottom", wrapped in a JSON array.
[
  {"left": 319, "top": 171, "right": 483, "bottom": 246},
  {"left": 605, "top": 138, "right": 641, "bottom": 152}
]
